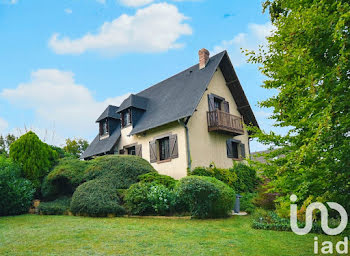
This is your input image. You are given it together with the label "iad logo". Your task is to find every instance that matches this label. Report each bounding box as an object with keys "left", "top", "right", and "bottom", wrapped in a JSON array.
[
  {"left": 290, "top": 194, "right": 349, "bottom": 254},
  {"left": 290, "top": 194, "right": 348, "bottom": 236}
]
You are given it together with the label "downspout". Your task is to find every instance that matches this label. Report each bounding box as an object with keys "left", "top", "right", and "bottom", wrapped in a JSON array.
[{"left": 178, "top": 117, "right": 191, "bottom": 171}]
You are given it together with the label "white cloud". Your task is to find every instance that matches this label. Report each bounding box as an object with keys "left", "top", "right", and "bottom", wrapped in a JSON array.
[
  {"left": 96, "top": 0, "right": 106, "bottom": 3},
  {"left": 213, "top": 22, "right": 275, "bottom": 67},
  {"left": 119, "top": 0, "right": 154, "bottom": 7},
  {"left": 1, "top": 0, "right": 18, "bottom": 4},
  {"left": 0, "top": 117, "right": 8, "bottom": 134},
  {"left": 49, "top": 3, "right": 192, "bottom": 55},
  {"left": 64, "top": 8, "right": 72, "bottom": 14},
  {"left": 1, "top": 69, "right": 130, "bottom": 141}
]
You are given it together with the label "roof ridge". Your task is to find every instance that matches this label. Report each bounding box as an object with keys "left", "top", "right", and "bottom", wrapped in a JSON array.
[{"left": 136, "top": 51, "right": 226, "bottom": 97}]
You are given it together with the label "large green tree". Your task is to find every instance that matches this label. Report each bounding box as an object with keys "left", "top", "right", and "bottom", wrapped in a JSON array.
[
  {"left": 248, "top": 0, "right": 350, "bottom": 216},
  {"left": 9, "top": 131, "right": 58, "bottom": 189}
]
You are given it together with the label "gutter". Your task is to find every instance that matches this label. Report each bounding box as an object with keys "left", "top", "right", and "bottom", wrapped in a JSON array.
[{"left": 178, "top": 117, "right": 191, "bottom": 171}]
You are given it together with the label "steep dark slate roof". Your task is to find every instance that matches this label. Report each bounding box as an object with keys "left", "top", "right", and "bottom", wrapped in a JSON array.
[
  {"left": 117, "top": 94, "right": 148, "bottom": 113},
  {"left": 96, "top": 105, "right": 120, "bottom": 122},
  {"left": 83, "top": 50, "right": 259, "bottom": 158},
  {"left": 129, "top": 51, "right": 258, "bottom": 135},
  {"left": 81, "top": 127, "right": 121, "bottom": 159}
]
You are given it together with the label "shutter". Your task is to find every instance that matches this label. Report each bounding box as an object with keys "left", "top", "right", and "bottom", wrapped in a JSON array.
[
  {"left": 169, "top": 134, "right": 179, "bottom": 159},
  {"left": 135, "top": 144, "right": 142, "bottom": 157},
  {"left": 99, "top": 122, "right": 102, "bottom": 135},
  {"left": 208, "top": 94, "right": 215, "bottom": 112},
  {"left": 121, "top": 113, "right": 124, "bottom": 127},
  {"left": 226, "top": 139, "right": 233, "bottom": 158},
  {"left": 149, "top": 140, "right": 157, "bottom": 163},
  {"left": 240, "top": 143, "right": 246, "bottom": 159},
  {"left": 223, "top": 101, "right": 230, "bottom": 113}
]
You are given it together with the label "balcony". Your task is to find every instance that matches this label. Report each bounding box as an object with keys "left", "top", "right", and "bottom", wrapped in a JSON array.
[{"left": 207, "top": 110, "right": 244, "bottom": 135}]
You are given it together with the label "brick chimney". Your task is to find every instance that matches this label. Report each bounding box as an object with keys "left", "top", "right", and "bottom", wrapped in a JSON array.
[{"left": 198, "top": 48, "right": 210, "bottom": 69}]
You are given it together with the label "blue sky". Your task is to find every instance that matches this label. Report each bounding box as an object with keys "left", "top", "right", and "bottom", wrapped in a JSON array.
[{"left": 0, "top": 0, "right": 276, "bottom": 152}]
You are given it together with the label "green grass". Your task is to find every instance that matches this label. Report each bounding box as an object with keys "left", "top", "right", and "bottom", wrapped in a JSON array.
[{"left": 0, "top": 214, "right": 342, "bottom": 256}]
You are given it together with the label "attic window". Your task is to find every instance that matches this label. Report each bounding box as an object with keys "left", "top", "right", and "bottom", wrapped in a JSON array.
[
  {"left": 99, "top": 119, "right": 109, "bottom": 136},
  {"left": 121, "top": 109, "right": 131, "bottom": 128}
]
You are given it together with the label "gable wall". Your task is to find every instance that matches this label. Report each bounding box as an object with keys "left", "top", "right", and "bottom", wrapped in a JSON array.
[
  {"left": 116, "top": 121, "right": 188, "bottom": 179},
  {"left": 187, "top": 67, "right": 250, "bottom": 169}
]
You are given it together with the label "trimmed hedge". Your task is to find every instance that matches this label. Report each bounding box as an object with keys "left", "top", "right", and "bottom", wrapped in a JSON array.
[
  {"left": 84, "top": 155, "right": 156, "bottom": 189},
  {"left": 176, "top": 176, "right": 235, "bottom": 218},
  {"left": 70, "top": 179, "right": 125, "bottom": 217},
  {"left": 0, "top": 156, "right": 35, "bottom": 216},
  {"left": 38, "top": 197, "right": 71, "bottom": 215},
  {"left": 41, "top": 158, "right": 91, "bottom": 200},
  {"left": 138, "top": 172, "right": 177, "bottom": 189}
]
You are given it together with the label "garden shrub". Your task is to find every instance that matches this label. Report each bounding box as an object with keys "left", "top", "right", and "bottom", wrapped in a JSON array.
[
  {"left": 38, "top": 197, "right": 71, "bottom": 215},
  {"left": 41, "top": 158, "right": 91, "bottom": 200},
  {"left": 84, "top": 155, "right": 156, "bottom": 189},
  {"left": 138, "top": 172, "right": 177, "bottom": 189},
  {"left": 251, "top": 210, "right": 338, "bottom": 234},
  {"left": 70, "top": 179, "right": 125, "bottom": 217},
  {"left": 253, "top": 178, "right": 278, "bottom": 210},
  {"left": 147, "top": 185, "right": 177, "bottom": 215},
  {"left": 230, "top": 163, "right": 260, "bottom": 194},
  {"left": 125, "top": 183, "right": 178, "bottom": 215},
  {"left": 240, "top": 193, "right": 257, "bottom": 214},
  {"left": 191, "top": 165, "right": 237, "bottom": 189},
  {"left": 176, "top": 176, "right": 235, "bottom": 218},
  {"left": 0, "top": 156, "right": 35, "bottom": 216},
  {"left": 124, "top": 182, "right": 153, "bottom": 215}
]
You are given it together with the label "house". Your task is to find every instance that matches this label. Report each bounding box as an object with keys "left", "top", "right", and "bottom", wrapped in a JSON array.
[{"left": 82, "top": 49, "right": 259, "bottom": 179}]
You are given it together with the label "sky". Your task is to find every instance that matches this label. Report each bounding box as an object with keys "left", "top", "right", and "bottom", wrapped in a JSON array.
[{"left": 0, "top": 0, "right": 278, "bottom": 152}]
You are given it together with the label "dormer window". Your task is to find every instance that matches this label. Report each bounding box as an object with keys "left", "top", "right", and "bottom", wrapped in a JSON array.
[
  {"left": 121, "top": 109, "right": 132, "bottom": 128},
  {"left": 99, "top": 119, "right": 109, "bottom": 139}
]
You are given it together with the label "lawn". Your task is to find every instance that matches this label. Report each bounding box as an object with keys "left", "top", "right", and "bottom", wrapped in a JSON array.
[{"left": 0, "top": 214, "right": 340, "bottom": 256}]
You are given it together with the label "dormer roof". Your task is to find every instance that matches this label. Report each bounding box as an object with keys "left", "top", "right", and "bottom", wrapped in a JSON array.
[
  {"left": 96, "top": 105, "right": 120, "bottom": 122},
  {"left": 117, "top": 94, "right": 148, "bottom": 113}
]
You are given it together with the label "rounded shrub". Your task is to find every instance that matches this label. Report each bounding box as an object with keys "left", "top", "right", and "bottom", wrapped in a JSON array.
[
  {"left": 0, "top": 156, "right": 35, "bottom": 216},
  {"left": 41, "top": 158, "right": 91, "bottom": 200},
  {"left": 176, "top": 176, "right": 235, "bottom": 218},
  {"left": 70, "top": 179, "right": 125, "bottom": 217},
  {"left": 138, "top": 172, "right": 177, "bottom": 189},
  {"left": 84, "top": 155, "right": 156, "bottom": 189}
]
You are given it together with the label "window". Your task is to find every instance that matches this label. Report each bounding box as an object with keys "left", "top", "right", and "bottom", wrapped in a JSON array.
[
  {"left": 231, "top": 141, "right": 239, "bottom": 159},
  {"left": 127, "top": 146, "right": 136, "bottom": 155},
  {"left": 99, "top": 119, "right": 109, "bottom": 136},
  {"left": 214, "top": 98, "right": 222, "bottom": 110},
  {"left": 227, "top": 139, "right": 245, "bottom": 159},
  {"left": 149, "top": 134, "right": 178, "bottom": 163},
  {"left": 122, "top": 109, "right": 131, "bottom": 127},
  {"left": 159, "top": 137, "right": 170, "bottom": 161},
  {"left": 208, "top": 94, "right": 229, "bottom": 113}
]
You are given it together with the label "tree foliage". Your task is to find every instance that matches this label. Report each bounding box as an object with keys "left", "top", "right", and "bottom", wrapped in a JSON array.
[
  {"left": 248, "top": 0, "right": 350, "bottom": 214},
  {"left": 9, "top": 131, "right": 58, "bottom": 189},
  {"left": 63, "top": 138, "right": 89, "bottom": 158},
  {"left": 0, "top": 134, "right": 17, "bottom": 156}
]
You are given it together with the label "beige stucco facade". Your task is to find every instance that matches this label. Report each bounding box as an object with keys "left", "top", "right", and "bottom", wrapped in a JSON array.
[
  {"left": 116, "top": 67, "right": 250, "bottom": 180},
  {"left": 117, "top": 121, "right": 188, "bottom": 179},
  {"left": 187, "top": 67, "right": 250, "bottom": 169}
]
